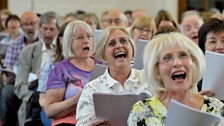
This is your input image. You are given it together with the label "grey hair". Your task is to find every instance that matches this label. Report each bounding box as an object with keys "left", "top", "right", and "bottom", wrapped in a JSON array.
[
  {"left": 120, "top": 13, "right": 128, "bottom": 26},
  {"left": 62, "top": 20, "right": 94, "bottom": 58},
  {"left": 39, "top": 11, "right": 61, "bottom": 29}
]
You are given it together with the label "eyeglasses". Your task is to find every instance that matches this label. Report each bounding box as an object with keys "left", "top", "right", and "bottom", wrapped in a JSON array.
[
  {"left": 74, "top": 34, "right": 93, "bottom": 41},
  {"left": 107, "top": 37, "right": 130, "bottom": 47},
  {"left": 135, "top": 27, "right": 152, "bottom": 33},
  {"left": 105, "top": 18, "right": 121, "bottom": 24},
  {"left": 158, "top": 51, "right": 191, "bottom": 65},
  {"left": 22, "top": 21, "right": 38, "bottom": 27},
  {"left": 183, "top": 24, "right": 200, "bottom": 33}
]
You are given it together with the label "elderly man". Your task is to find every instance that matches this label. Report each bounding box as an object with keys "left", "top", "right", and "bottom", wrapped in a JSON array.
[
  {"left": 14, "top": 11, "right": 60, "bottom": 126},
  {"left": 0, "top": 11, "right": 39, "bottom": 126},
  {"left": 103, "top": 8, "right": 127, "bottom": 28},
  {"left": 4, "top": 11, "right": 39, "bottom": 71},
  {"left": 180, "top": 10, "right": 204, "bottom": 45}
]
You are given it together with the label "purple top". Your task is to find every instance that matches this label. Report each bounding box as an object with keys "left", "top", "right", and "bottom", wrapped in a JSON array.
[{"left": 46, "top": 58, "right": 93, "bottom": 99}]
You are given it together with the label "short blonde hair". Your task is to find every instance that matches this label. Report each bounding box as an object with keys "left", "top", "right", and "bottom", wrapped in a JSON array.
[
  {"left": 63, "top": 20, "right": 93, "bottom": 58},
  {"left": 143, "top": 32, "right": 205, "bottom": 96},
  {"left": 95, "top": 26, "right": 135, "bottom": 62},
  {"left": 130, "top": 15, "right": 156, "bottom": 37}
]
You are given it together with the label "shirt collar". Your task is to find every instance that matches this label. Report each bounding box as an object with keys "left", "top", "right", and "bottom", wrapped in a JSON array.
[
  {"left": 103, "top": 68, "right": 140, "bottom": 88},
  {"left": 41, "top": 39, "right": 55, "bottom": 51}
]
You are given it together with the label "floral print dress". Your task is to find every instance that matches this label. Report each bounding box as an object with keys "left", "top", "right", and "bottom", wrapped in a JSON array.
[{"left": 127, "top": 96, "right": 224, "bottom": 126}]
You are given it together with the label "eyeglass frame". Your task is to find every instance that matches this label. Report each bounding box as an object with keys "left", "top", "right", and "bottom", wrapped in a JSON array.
[
  {"left": 73, "top": 34, "right": 94, "bottom": 41},
  {"left": 135, "top": 27, "right": 153, "bottom": 34}
]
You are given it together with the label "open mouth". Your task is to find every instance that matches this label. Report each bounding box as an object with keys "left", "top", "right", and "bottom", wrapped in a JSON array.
[
  {"left": 139, "top": 36, "right": 148, "bottom": 40},
  {"left": 171, "top": 72, "right": 186, "bottom": 81},
  {"left": 28, "top": 31, "right": 34, "bottom": 34},
  {"left": 45, "top": 37, "right": 52, "bottom": 41},
  {"left": 83, "top": 47, "right": 90, "bottom": 51},
  {"left": 191, "top": 35, "right": 198, "bottom": 40},
  {"left": 114, "top": 51, "right": 127, "bottom": 59}
]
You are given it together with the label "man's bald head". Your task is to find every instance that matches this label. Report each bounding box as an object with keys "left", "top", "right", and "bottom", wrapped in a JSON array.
[{"left": 20, "top": 11, "right": 39, "bottom": 40}]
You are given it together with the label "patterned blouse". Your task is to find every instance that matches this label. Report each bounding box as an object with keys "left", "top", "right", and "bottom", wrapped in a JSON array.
[{"left": 128, "top": 96, "right": 224, "bottom": 126}]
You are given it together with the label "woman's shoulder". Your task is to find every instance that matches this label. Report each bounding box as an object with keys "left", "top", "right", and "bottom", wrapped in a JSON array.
[{"left": 53, "top": 59, "right": 69, "bottom": 68}]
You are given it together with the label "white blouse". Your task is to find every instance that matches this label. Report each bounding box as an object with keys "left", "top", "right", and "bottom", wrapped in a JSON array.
[{"left": 76, "top": 68, "right": 152, "bottom": 126}]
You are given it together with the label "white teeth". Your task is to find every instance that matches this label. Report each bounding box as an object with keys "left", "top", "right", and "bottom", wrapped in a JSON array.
[
  {"left": 173, "top": 71, "right": 185, "bottom": 75},
  {"left": 115, "top": 51, "right": 125, "bottom": 56}
]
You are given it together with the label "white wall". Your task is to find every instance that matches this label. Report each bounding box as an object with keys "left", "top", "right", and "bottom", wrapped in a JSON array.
[{"left": 8, "top": 0, "right": 178, "bottom": 20}]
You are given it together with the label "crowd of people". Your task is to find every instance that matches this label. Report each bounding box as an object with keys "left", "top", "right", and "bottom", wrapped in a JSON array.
[{"left": 0, "top": 7, "right": 224, "bottom": 126}]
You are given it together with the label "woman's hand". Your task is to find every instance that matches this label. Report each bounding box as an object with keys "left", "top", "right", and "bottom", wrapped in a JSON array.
[
  {"left": 198, "top": 90, "right": 215, "bottom": 97},
  {"left": 89, "top": 119, "right": 111, "bottom": 126}
]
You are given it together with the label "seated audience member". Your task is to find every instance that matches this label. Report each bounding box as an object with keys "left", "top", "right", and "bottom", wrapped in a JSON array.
[
  {"left": 0, "top": 68, "right": 21, "bottom": 126},
  {"left": 63, "top": 12, "right": 77, "bottom": 24},
  {"left": 155, "top": 25, "right": 179, "bottom": 35},
  {"left": 0, "top": 14, "right": 21, "bottom": 44},
  {"left": 128, "top": 32, "right": 224, "bottom": 125},
  {"left": 124, "top": 10, "right": 133, "bottom": 27},
  {"left": 38, "top": 22, "right": 69, "bottom": 126},
  {"left": 100, "top": 11, "right": 109, "bottom": 30},
  {"left": 81, "top": 13, "right": 100, "bottom": 30},
  {"left": 76, "top": 26, "right": 151, "bottom": 126},
  {"left": 103, "top": 9, "right": 127, "bottom": 28},
  {"left": 154, "top": 9, "right": 179, "bottom": 30},
  {"left": 0, "top": 9, "right": 11, "bottom": 39},
  {"left": 130, "top": 15, "right": 156, "bottom": 42},
  {"left": 197, "top": 18, "right": 224, "bottom": 92},
  {"left": 0, "top": 15, "right": 21, "bottom": 67},
  {"left": 0, "top": 11, "right": 39, "bottom": 126},
  {"left": 131, "top": 9, "right": 147, "bottom": 24},
  {"left": 44, "top": 20, "right": 95, "bottom": 126},
  {"left": 180, "top": 10, "right": 204, "bottom": 45},
  {"left": 14, "top": 11, "right": 60, "bottom": 126},
  {"left": 198, "top": 18, "right": 224, "bottom": 54},
  {"left": 4, "top": 11, "right": 39, "bottom": 72}
]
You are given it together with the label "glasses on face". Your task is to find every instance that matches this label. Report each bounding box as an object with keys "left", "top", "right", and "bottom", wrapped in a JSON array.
[
  {"left": 22, "top": 21, "right": 38, "bottom": 27},
  {"left": 159, "top": 51, "right": 191, "bottom": 65},
  {"left": 183, "top": 24, "right": 200, "bottom": 33},
  {"left": 107, "top": 37, "right": 130, "bottom": 47},
  {"left": 74, "top": 34, "right": 93, "bottom": 41},
  {"left": 135, "top": 27, "right": 152, "bottom": 34},
  {"left": 105, "top": 18, "right": 121, "bottom": 25}
]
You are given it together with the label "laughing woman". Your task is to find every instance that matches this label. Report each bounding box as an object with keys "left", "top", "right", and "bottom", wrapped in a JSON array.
[
  {"left": 76, "top": 26, "right": 151, "bottom": 126},
  {"left": 44, "top": 20, "right": 95, "bottom": 126},
  {"left": 127, "top": 32, "right": 224, "bottom": 126}
]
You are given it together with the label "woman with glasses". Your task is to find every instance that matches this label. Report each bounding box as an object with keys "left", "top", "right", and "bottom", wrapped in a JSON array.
[
  {"left": 44, "top": 20, "right": 95, "bottom": 126},
  {"left": 130, "top": 15, "right": 156, "bottom": 42},
  {"left": 76, "top": 26, "right": 151, "bottom": 126},
  {"left": 127, "top": 32, "right": 224, "bottom": 126}
]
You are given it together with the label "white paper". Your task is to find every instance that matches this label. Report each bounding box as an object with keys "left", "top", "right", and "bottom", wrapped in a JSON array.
[
  {"left": 93, "top": 92, "right": 151, "bottom": 126},
  {"left": 133, "top": 39, "right": 148, "bottom": 70},
  {"left": 93, "top": 29, "right": 103, "bottom": 48},
  {"left": 28, "top": 73, "right": 38, "bottom": 82},
  {"left": 202, "top": 51, "right": 224, "bottom": 100},
  {"left": 165, "top": 99, "right": 222, "bottom": 126}
]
